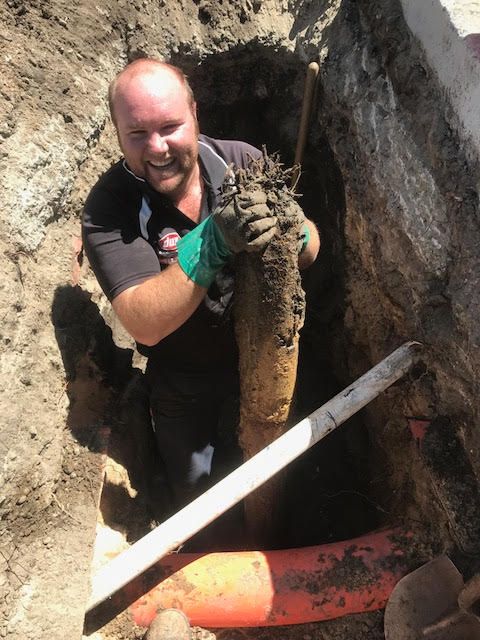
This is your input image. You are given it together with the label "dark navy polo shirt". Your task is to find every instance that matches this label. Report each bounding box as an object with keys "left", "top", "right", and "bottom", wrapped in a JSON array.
[{"left": 82, "top": 134, "right": 261, "bottom": 372}]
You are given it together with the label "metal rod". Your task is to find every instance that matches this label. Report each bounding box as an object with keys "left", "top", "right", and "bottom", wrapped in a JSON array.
[{"left": 87, "top": 341, "right": 422, "bottom": 612}]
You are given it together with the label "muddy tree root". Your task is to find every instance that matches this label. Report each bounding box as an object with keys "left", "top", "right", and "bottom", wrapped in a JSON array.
[
  {"left": 233, "top": 155, "right": 306, "bottom": 545},
  {"left": 127, "top": 527, "right": 419, "bottom": 629}
]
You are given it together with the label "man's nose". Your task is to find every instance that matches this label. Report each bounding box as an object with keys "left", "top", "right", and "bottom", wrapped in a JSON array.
[{"left": 147, "top": 132, "right": 168, "bottom": 154}]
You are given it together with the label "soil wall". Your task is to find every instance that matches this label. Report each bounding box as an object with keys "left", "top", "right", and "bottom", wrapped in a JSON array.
[
  {"left": 1, "top": 1, "right": 480, "bottom": 639},
  {"left": 318, "top": 0, "right": 480, "bottom": 553}
]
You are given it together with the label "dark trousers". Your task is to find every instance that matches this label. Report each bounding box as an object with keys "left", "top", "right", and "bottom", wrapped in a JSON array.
[{"left": 146, "top": 366, "right": 241, "bottom": 514}]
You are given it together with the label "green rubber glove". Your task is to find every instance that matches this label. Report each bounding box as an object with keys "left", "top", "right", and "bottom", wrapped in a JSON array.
[
  {"left": 299, "top": 224, "right": 311, "bottom": 253},
  {"left": 177, "top": 216, "right": 231, "bottom": 288},
  {"left": 177, "top": 190, "right": 277, "bottom": 288}
]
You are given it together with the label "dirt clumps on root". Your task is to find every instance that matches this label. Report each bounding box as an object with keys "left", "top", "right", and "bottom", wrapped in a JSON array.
[{"left": 230, "top": 153, "right": 306, "bottom": 545}]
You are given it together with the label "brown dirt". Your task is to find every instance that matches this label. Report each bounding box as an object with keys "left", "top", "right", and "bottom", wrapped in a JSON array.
[
  {"left": 4, "top": 0, "right": 480, "bottom": 639},
  {"left": 232, "top": 156, "right": 306, "bottom": 545}
]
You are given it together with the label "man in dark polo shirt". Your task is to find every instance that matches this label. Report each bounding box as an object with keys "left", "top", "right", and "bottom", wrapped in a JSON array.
[{"left": 83, "top": 57, "right": 319, "bottom": 541}]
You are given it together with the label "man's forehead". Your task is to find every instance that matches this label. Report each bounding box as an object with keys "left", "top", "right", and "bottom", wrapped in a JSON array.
[
  {"left": 117, "top": 66, "right": 183, "bottom": 98},
  {"left": 110, "top": 62, "right": 194, "bottom": 127},
  {"left": 118, "top": 85, "right": 190, "bottom": 125}
]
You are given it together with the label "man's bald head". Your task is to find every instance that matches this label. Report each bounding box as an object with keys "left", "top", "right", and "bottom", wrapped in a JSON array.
[
  {"left": 109, "top": 57, "right": 200, "bottom": 201},
  {"left": 108, "top": 58, "right": 195, "bottom": 126}
]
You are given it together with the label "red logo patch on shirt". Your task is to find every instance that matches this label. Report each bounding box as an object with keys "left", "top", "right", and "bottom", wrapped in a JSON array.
[
  {"left": 158, "top": 229, "right": 180, "bottom": 265},
  {"left": 160, "top": 232, "right": 179, "bottom": 250}
]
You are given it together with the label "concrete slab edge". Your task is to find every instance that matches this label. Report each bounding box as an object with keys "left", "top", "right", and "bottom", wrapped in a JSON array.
[{"left": 400, "top": 0, "right": 480, "bottom": 166}]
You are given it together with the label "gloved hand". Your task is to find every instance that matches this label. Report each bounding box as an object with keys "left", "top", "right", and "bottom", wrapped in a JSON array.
[
  {"left": 282, "top": 195, "right": 306, "bottom": 225},
  {"left": 273, "top": 190, "right": 310, "bottom": 253},
  {"left": 213, "top": 190, "right": 277, "bottom": 253},
  {"left": 176, "top": 189, "right": 277, "bottom": 289}
]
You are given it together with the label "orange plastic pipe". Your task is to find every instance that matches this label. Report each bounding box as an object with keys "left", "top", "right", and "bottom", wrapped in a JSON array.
[{"left": 129, "top": 527, "right": 415, "bottom": 628}]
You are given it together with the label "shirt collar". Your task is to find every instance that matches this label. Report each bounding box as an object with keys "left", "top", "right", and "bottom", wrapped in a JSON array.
[{"left": 121, "top": 134, "right": 232, "bottom": 216}]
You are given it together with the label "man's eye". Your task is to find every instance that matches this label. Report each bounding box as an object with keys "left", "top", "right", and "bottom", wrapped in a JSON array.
[
  {"left": 162, "top": 124, "right": 179, "bottom": 134},
  {"left": 129, "top": 130, "right": 146, "bottom": 137}
]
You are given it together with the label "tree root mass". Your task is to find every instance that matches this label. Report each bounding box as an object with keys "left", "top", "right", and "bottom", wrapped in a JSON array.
[{"left": 230, "top": 153, "right": 306, "bottom": 545}]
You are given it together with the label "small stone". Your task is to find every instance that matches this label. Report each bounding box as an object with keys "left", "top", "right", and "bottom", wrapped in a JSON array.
[{"left": 17, "top": 495, "right": 27, "bottom": 505}]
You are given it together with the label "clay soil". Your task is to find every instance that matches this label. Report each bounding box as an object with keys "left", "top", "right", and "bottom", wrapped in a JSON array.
[
  {"left": 233, "top": 158, "right": 306, "bottom": 545},
  {"left": 4, "top": 1, "right": 480, "bottom": 639}
]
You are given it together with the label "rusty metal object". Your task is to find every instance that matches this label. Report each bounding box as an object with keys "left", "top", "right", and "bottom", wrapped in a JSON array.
[{"left": 385, "top": 556, "right": 480, "bottom": 640}]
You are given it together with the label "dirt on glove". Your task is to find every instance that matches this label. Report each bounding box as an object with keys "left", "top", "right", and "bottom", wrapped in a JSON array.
[{"left": 227, "top": 152, "right": 306, "bottom": 546}]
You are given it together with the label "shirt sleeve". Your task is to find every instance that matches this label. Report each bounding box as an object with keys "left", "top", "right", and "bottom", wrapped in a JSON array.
[
  {"left": 231, "top": 140, "right": 263, "bottom": 169},
  {"left": 217, "top": 139, "right": 262, "bottom": 169},
  {"left": 82, "top": 183, "right": 160, "bottom": 301}
]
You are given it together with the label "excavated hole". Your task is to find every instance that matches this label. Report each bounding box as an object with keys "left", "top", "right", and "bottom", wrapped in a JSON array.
[
  {"left": 183, "top": 45, "right": 384, "bottom": 547},
  {"left": 86, "top": 44, "right": 396, "bottom": 638},
  {"left": 94, "top": 46, "right": 388, "bottom": 552}
]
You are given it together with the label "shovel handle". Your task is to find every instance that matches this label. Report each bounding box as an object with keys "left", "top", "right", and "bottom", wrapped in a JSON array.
[{"left": 459, "top": 574, "right": 480, "bottom": 615}]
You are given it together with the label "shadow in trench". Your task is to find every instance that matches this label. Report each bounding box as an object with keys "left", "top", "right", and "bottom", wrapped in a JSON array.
[
  {"left": 51, "top": 284, "right": 166, "bottom": 538},
  {"left": 51, "top": 285, "right": 244, "bottom": 548}
]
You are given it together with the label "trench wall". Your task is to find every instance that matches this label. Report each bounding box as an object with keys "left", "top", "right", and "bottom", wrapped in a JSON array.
[
  {"left": 318, "top": 0, "right": 480, "bottom": 552},
  {"left": 1, "top": 1, "right": 480, "bottom": 638}
]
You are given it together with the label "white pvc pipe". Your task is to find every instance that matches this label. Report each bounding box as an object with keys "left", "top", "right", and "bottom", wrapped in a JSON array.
[{"left": 87, "top": 341, "right": 421, "bottom": 612}]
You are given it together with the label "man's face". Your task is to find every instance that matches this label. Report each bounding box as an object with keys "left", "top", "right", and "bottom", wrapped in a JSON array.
[{"left": 114, "top": 69, "right": 199, "bottom": 202}]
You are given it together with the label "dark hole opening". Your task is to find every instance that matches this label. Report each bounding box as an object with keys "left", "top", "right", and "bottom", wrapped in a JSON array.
[
  {"left": 178, "top": 44, "right": 384, "bottom": 547},
  {"left": 68, "top": 43, "right": 397, "bottom": 636},
  {"left": 76, "top": 46, "right": 387, "bottom": 564}
]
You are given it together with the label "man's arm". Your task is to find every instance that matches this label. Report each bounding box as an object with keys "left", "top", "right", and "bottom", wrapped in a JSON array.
[
  {"left": 112, "top": 263, "right": 207, "bottom": 346},
  {"left": 113, "top": 211, "right": 320, "bottom": 347},
  {"left": 298, "top": 218, "right": 320, "bottom": 270},
  {"left": 113, "top": 193, "right": 278, "bottom": 346}
]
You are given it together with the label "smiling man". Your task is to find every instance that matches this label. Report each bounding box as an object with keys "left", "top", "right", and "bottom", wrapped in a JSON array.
[
  {"left": 83, "top": 56, "right": 319, "bottom": 534},
  {"left": 83, "top": 57, "right": 319, "bottom": 638},
  {"left": 109, "top": 64, "right": 200, "bottom": 208}
]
